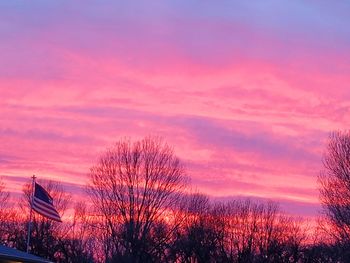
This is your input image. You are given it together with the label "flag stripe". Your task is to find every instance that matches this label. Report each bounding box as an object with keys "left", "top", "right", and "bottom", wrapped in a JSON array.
[
  {"left": 33, "top": 204, "right": 60, "bottom": 221},
  {"left": 32, "top": 200, "right": 60, "bottom": 219},
  {"left": 32, "top": 182, "right": 62, "bottom": 222},
  {"left": 33, "top": 206, "right": 57, "bottom": 221},
  {"left": 33, "top": 205, "right": 61, "bottom": 222},
  {"left": 33, "top": 197, "right": 60, "bottom": 214}
]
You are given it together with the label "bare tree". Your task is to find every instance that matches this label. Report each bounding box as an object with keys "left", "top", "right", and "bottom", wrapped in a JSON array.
[
  {"left": 0, "top": 178, "right": 12, "bottom": 245},
  {"left": 216, "top": 200, "right": 306, "bottom": 263},
  {"left": 57, "top": 202, "right": 95, "bottom": 263},
  {"left": 171, "top": 194, "right": 228, "bottom": 263},
  {"left": 88, "top": 136, "right": 187, "bottom": 262},
  {"left": 319, "top": 131, "right": 350, "bottom": 244},
  {"left": 0, "top": 179, "right": 9, "bottom": 210}
]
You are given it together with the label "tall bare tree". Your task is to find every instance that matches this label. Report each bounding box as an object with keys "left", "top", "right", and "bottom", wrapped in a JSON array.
[
  {"left": 88, "top": 136, "right": 187, "bottom": 262},
  {"left": 319, "top": 131, "right": 350, "bottom": 243}
]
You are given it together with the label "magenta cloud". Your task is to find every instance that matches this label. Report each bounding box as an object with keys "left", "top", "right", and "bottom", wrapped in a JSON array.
[{"left": 1, "top": 0, "right": 350, "bottom": 219}]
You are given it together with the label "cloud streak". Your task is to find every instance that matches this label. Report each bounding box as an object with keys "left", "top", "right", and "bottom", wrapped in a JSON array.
[{"left": 0, "top": 0, "right": 349, "bottom": 217}]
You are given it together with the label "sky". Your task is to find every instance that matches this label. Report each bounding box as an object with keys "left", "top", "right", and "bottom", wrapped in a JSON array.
[{"left": 1, "top": 1, "right": 350, "bottom": 219}]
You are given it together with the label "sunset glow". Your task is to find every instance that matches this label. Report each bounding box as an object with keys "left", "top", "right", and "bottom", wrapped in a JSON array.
[{"left": 1, "top": 1, "right": 350, "bottom": 220}]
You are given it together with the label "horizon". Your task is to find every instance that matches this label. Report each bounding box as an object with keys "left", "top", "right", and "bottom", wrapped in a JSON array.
[{"left": 1, "top": 1, "right": 350, "bottom": 221}]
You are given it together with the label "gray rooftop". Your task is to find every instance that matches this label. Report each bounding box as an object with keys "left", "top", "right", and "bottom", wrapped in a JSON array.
[{"left": 0, "top": 245, "right": 52, "bottom": 263}]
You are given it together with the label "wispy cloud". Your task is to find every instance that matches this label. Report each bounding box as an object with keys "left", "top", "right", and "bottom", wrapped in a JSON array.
[{"left": 0, "top": 0, "right": 349, "bottom": 217}]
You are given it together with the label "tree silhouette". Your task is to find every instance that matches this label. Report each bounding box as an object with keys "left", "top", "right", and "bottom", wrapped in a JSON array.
[
  {"left": 1, "top": 135, "right": 347, "bottom": 262},
  {"left": 88, "top": 136, "right": 187, "bottom": 262},
  {"left": 319, "top": 131, "right": 350, "bottom": 243}
]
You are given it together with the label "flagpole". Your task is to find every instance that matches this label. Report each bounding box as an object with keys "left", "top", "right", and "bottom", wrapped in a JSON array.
[{"left": 26, "top": 175, "right": 36, "bottom": 253}]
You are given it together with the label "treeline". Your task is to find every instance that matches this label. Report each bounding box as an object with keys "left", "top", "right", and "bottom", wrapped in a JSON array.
[
  {"left": 0, "top": 135, "right": 350, "bottom": 262},
  {"left": 0, "top": 187, "right": 326, "bottom": 263}
]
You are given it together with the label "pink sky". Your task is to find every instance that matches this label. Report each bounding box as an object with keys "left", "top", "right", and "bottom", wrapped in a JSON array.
[{"left": 1, "top": 1, "right": 350, "bottom": 218}]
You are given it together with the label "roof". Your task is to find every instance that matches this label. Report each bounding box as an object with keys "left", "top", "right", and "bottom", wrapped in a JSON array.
[{"left": 0, "top": 245, "right": 52, "bottom": 263}]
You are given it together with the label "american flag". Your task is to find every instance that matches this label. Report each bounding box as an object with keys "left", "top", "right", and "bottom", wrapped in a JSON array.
[{"left": 32, "top": 183, "right": 62, "bottom": 222}]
